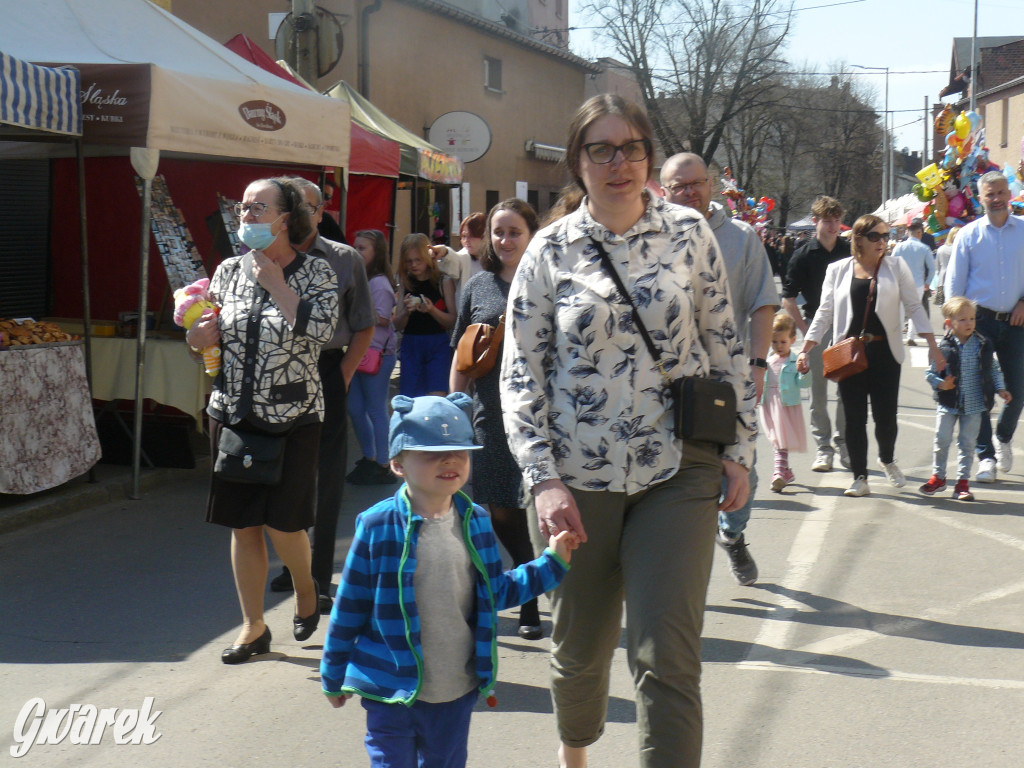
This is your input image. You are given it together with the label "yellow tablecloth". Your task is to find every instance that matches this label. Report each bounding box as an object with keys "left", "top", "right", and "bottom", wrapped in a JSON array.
[
  {"left": 0, "top": 342, "right": 102, "bottom": 494},
  {"left": 88, "top": 336, "right": 211, "bottom": 428}
]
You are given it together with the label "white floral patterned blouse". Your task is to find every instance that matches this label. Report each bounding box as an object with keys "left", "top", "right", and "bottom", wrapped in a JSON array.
[{"left": 500, "top": 195, "right": 757, "bottom": 495}]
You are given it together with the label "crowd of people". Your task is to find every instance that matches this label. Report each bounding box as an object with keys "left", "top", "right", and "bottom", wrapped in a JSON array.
[{"left": 184, "top": 96, "right": 1023, "bottom": 768}]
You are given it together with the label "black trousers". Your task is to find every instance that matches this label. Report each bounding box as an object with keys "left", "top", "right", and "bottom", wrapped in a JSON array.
[
  {"left": 311, "top": 349, "right": 348, "bottom": 594},
  {"left": 837, "top": 340, "right": 901, "bottom": 478}
]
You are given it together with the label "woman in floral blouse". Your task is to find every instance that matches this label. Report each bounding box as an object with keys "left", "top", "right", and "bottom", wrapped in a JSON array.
[
  {"left": 187, "top": 177, "right": 339, "bottom": 664},
  {"left": 500, "top": 95, "right": 756, "bottom": 768}
]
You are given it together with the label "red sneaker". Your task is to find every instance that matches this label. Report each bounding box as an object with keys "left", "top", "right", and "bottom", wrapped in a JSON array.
[
  {"left": 919, "top": 475, "right": 946, "bottom": 496},
  {"left": 953, "top": 479, "right": 974, "bottom": 501}
]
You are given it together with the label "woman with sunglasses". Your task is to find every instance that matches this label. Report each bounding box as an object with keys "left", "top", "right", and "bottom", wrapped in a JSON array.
[
  {"left": 186, "top": 177, "right": 339, "bottom": 663},
  {"left": 501, "top": 94, "right": 756, "bottom": 768},
  {"left": 797, "top": 214, "right": 945, "bottom": 497}
]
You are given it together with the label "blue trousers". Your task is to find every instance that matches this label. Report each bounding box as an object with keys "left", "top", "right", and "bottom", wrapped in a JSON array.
[
  {"left": 349, "top": 353, "right": 397, "bottom": 463},
  {"left": 933, "top": 411, "right": 982, "bottom": 480},
  {"left": 974, "top": 316, "right": 1024, "bottom": 460},
  {"left": 718, "top": 452, "right": 757, "bottom": 537},
  {"left": 362, "top": 690, "right": 477, "bottom": 768},
  {"left": 399, "top": 333, "right": 452, "bottom": 397}
]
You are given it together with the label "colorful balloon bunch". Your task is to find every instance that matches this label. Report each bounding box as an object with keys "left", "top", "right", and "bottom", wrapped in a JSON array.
[
  {"left": 719, "top": 167, "right": 775, "bottom": 228},
  {"left": 909, "top": 105, "right": 1003, "bottom": 243}
]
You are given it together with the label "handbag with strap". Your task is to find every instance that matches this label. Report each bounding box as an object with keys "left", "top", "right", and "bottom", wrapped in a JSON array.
[
  {"left": 821, "top": 257, "right": 882, "bottom": 383},
  {"left": 456, "top": 315, "right": 505, "bottom": 379},
  {"left": 214, "top": 425, "right": 287, "bottom": 485},
  {"left": 356, "top": 347, "right": 383, "bottom": 375},
  {"left": 590, "top": 239, "right": 738, "bottom": 446}
]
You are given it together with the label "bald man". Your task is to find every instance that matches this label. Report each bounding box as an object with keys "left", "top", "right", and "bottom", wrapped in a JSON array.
[{"left": 661, "top": 153, "right": 779, "bottom": 586}]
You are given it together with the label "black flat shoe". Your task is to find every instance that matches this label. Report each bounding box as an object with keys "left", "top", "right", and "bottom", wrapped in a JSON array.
[
  {"left": 293, "top": 579, "right": 321, "bottom": 641},
  {"left": 517, "top": 625, "right": 543, "bottom": 641},
  {"left": 222, "top": 626, "right": 271, "bottom": 665},
  {"left": 269, "top": 567, "right": 293, "bottom": 593},
  {"left": 318, "top": 593, "right": 333, "bottom": 615}
]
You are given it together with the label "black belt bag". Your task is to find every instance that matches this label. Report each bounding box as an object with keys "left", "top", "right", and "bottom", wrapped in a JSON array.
[
  {"left": 591, "top": 238, "right": 738, "bottom": 447},
  {"left": 214, "top": 425, "right": 287, "bottom": 485}
]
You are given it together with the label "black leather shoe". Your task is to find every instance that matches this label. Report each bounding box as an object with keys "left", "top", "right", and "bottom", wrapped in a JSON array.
[
  {"left": 294, "top": 579, "right": 321, "bottom": 641},
  {"left": 269, "top": 568, "right": 293, "bottom": 593},
  {"left": 318, "top": 593, "right": 333, "bottom": 615},
  {"left": 517, "top": 625, "right": 543, "bottom": 641},
  {"left": 221, "top": 626, "right": 271, "bottom": 665}
]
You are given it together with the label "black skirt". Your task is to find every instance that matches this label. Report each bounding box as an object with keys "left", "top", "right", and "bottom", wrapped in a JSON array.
[{"left": 206, "top": 418, "right": 321, "bottom": 532}]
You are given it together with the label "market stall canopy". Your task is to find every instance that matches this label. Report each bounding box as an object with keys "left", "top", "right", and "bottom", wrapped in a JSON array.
[
  {"left": 326, "top": 80, "right": 462, "bottom": 184},
  {"left": 0, "top": 52, "right": 82, "bottom": 137},
  {"left": 224, "top": 34, "right": 399, "bottom": 178},
  {"left": 0, "top": 0, "right": 349, "bottom": 168},
  {"left": 871, "top": 193, "right": 923, "bottom": 226},
  {"left": 787, "top": 217, "right": 816, "bottom": 233}
]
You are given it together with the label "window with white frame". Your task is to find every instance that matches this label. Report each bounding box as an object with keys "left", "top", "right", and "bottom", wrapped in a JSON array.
[{"left": 484, "top": 57, "right": 503, "bottom": 93}]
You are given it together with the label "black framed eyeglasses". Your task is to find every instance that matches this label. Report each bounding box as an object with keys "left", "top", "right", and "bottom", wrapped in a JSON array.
[
  {"left": 664, "top": 179, "right": 708, "bottom": 194},
  {"left": 859, "top": 231, "right": 889, "bottom": 243},
  {"left": 234, "top": 201, "right": 269, "bottom": 218},
  {"left": 582, "top": 139, "right": 651, "bottom": 165}
]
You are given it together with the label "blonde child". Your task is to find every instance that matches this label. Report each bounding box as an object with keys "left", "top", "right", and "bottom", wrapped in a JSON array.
[
  {"left": 320, "top": 394, "right": 579, "bottom": 767},
  {"left": 393, "top": 233, "right": 457, "bottom": 396},
  {"left": 921, "top": 297, "right": 1010, "bottom": 501},
  {"left": 762, "top": 312, "right": 811, "bottom": 491}
]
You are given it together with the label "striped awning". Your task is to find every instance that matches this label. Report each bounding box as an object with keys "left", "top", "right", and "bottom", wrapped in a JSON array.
[{"left": 0, "top": 51, "right": 81, "bottom": 136}]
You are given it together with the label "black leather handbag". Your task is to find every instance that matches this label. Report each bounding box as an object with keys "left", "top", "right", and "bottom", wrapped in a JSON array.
[
  {"left": 214, "top": 426, "right": 286, "bottom": 485},
  {"left": 591, "top": 239, "right": 738, "bottom": 446}
]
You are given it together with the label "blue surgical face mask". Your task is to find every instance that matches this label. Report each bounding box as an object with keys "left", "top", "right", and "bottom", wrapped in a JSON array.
[{"left": 238, "top": 215, "right": 284, "bottom": 251}]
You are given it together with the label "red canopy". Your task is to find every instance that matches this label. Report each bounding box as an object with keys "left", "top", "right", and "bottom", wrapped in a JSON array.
[{"left": 224, "top": 34, "right": 399, "bottom": 177}]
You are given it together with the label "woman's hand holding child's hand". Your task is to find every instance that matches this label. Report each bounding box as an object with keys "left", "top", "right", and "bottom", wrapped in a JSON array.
[
  {"left": 999, "top": 389, "right": 1012, "bottom": 403},
  {"left": 549, "top": 530, "right": 581, "bottom": 563}
]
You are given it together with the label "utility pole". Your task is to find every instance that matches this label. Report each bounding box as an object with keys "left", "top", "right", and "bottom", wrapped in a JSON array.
[{"left": 292, "top": 0, "right": 317, "bottom": 86}]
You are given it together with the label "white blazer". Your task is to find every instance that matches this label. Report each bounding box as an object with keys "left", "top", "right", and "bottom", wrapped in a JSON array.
[{"left": 806, "top": 256, "right": 930, "bottom": 364}]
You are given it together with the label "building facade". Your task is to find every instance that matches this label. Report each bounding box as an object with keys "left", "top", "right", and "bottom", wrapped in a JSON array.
[{"left": 164, "top": 0, "right": 599, "bottom": 243}]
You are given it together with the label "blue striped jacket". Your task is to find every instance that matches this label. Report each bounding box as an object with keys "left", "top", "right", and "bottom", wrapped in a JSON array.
[{"left": 320, "top": 486, "right": 569, "bottom": 704}]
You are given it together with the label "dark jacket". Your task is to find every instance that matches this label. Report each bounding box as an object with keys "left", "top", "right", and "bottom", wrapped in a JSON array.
[{"left": 931, "top": 331, "right": 996, "bottom": 411}]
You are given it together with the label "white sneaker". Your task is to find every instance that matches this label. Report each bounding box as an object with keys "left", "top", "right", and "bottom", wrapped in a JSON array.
[
  {"left": 838, "top": 444, "right": 851, "bottom": 470},
  {"left": 844, "top": 476, "right": 870, "bottom": 497},
  {"left": 995, "top": 439, "right": 1013, "bottom": 474},
  {"left": 811, "top": 451, "right": 833, "bottom": 472},
  {"left": 878, "top": 459, "right": 906, "bottom": 488},
  {"left": 977, "top": 458, "right": 997, "bottom": 483}
]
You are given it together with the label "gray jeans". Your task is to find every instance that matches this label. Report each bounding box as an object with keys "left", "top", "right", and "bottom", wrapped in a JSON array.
[{"left": 808, "top": 327, "right": 846, "bottom": 455}]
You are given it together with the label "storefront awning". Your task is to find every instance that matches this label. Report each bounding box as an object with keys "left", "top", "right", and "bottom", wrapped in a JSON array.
[
  {"left": 326, "top": 80, "right": 463, "bottom": 184},
  {"left": 0, "top": 52, "right": 81, "bottom": 136}
]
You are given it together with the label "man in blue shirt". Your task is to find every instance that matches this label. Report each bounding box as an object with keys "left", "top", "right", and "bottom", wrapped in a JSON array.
[
  {"left": 893, "top": 220, "right": 936, "bottom": 341},
  {"left": 945, "top": 171, "right": 1024, "bottom": 482}
]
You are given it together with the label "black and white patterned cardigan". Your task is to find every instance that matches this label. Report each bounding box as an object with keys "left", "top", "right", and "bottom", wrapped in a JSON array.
[{"left": 207, "top": 251, "right": 339, "bottom": 431}]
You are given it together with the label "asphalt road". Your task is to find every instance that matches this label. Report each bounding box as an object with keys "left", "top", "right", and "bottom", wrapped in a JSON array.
[{"left": 2, "top": 341, "right": 1023, "bottom": 767}]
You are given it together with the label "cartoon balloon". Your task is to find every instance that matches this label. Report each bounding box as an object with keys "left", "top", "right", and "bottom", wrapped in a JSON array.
[
  {"left": 947, "top": 193, "right": 966, "bottom": 218},
  {"left": 967, "top": 110, "right": 982, "bottom": 132},
  {"left": 954, "top": 111, "right": 971, "bottom": 140}
]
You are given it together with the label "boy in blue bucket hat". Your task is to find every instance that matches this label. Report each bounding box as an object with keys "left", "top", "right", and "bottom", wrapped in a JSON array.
[{"left": 320, "top": 393, "right": 579, "bottom": 768}]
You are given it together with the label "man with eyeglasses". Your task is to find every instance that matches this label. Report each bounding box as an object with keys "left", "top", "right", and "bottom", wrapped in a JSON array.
[
  {"left": 781, "top": 195, "right": 850, "bottom": 474},
  {"left": 945, "top": 170, "right": 1024, "bottom": 483},
  {"left": 660, "top": 153, "right": 778, "bottom": 586},
  {"left": 269, "top": 178, "right": 376, "bottom": 611}
]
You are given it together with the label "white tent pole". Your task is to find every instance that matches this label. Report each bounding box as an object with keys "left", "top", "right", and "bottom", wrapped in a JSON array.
[{"left": 129, "top": 147, "right": 160, "bottom": 499}]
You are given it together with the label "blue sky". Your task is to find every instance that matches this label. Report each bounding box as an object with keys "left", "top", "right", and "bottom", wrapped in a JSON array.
[{"left": 567, "top": 0, "right": 1020, "bottom": 155}]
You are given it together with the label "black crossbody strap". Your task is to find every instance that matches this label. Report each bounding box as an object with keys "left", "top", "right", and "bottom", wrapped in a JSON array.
[{"left": 590, "top": 238, "right": 671, "bottom": 382}]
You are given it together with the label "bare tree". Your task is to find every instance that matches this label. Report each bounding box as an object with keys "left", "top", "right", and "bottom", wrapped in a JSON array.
[{"left": 581, "top": 0, "right": 793, "bottom": 164}]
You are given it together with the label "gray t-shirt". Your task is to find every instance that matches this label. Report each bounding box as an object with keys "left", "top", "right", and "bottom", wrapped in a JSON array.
[{"left": 413, "top": 505, "right": 478, "bottom": 703}]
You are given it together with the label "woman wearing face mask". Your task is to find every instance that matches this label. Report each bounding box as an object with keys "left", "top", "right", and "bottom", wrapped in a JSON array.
[
  {"left": 186, "top": 176, "right": 339, "bottom": 664},
  {"left": 449, "top": 198, "right": 542, "bottom": 639}
]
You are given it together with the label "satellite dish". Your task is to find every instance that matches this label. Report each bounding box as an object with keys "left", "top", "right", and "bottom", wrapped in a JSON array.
[{"left": 275, "top": 6, "right": 344, "bottom": 80}]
